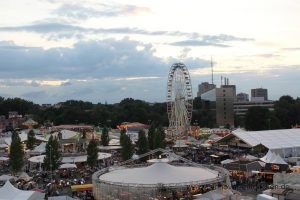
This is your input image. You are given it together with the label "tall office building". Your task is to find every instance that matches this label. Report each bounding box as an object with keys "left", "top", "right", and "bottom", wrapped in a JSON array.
[
  {"left": 251, "top": 88, "right": 268, "bottom": 101},
  {"left": 236, "top": 93, "right": 249, "bottom": 102},
  {"left": 216, "top": 84, "right": 236, "bottom": 127},
  {"left": 197, "top": 82, "right": 216, "bottom": 97}
]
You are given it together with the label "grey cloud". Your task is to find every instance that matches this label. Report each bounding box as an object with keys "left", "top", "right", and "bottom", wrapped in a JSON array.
[
  {"left": 170, "top": 40, "right": 230, "bottom": 47},
  {"left": 53, "top": 3, "right": 150, "bottom": 21},
  {"left": 61, "top": 81, "right": 72, "bottom": 86},
  {"left": 169, "top": 34, "right": 253, "bottom": 47},
  {"left": 202, "top": 34, "right": 254, "bottom": 42},
  {"left": 0, "top": 22, "right": 197, "bottom": 39},
  {"left": 0, "top": 39, "right": 209, "bottom": 80}
]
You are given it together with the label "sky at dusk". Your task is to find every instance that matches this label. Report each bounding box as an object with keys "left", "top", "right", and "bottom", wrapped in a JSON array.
[{"left": 0, "top": 0, "right": 299, "bottom": 104}]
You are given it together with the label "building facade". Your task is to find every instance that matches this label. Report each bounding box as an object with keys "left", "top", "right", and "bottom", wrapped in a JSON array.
[
  {"left": 251, "top": 88, "right": 268, "bottom": 101},
  {"left": 236, "top": 93, "right": 249, "bottom": 102},
  {"left": 197, "top": 82, "right": 216, "bottom": 97},
  {"left": 234, "top": 100, "right": 274, "bottom": 116},
  {"left": 216, "top": 85, "right": 236, "bottom": 127}
]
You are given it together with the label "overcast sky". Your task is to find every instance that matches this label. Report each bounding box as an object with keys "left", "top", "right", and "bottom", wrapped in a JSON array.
[{"left": 0, "top": 0, "right": 299, "bottom": 104}]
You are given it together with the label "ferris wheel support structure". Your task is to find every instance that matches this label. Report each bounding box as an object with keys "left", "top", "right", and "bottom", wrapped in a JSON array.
[{"left": 166, "top": 63, "right": 193, "bottom": 139}]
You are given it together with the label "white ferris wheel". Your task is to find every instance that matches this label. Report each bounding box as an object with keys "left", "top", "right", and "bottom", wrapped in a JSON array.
[{"left": 166, "top": 63, "right": 193, "bottom": 138}]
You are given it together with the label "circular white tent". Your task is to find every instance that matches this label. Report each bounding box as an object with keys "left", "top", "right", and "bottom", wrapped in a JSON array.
[{"left": 99, "top": 162, "right": 218, "bottom": 185}]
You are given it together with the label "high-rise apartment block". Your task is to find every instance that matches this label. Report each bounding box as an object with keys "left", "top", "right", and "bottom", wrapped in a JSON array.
[
  {"left": 251, "top": 88, "right": 268, "bottom": 101},
  {"left": 216, "top": 84, "right": 236, "bottom": 127},
  {"left": 197, "top": 82, "right": 216, "bottom": 97},
  {"left": 236, "top": 93, "right": 249, "bottom": 102}
]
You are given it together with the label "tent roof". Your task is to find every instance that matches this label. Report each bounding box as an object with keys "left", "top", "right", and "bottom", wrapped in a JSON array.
[
  {"left": 260, "top": 150, "right": 287, "bottom": 165},
  {"left": 219, "top": 129, "right": 300, "bottom": 150},
  {"left": 59, "top": 163, "right": 77, "bottom": 169},
  {"left": 173, "top": 140, "right": 188, "bottom": 148},
  {"left": 99, "top": 162, "right": 218, "bottom": 185},
  {"left": 23, "top": 119, "right": 38, "bottom": 126},
  {"left": 0, "top": 181, "right": 44, "bottom": 200},
  {"left": 30, "top": 142, "right": 46, "bottom": 154},
  {"left": 29, "top": 152, "right": 111, "bottom": 163},
  {"left": 18, "top": 172, "right": 32, "bottom": 181},
  {"left": 0, "top": 174, "right": 16, "bottom": 181}
]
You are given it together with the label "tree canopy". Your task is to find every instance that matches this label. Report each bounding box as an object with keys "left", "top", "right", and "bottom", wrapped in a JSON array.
[
  {"left": 87, "top": 139, "right": 98, "bottom": 168},
  {"left": 101, "top": 127, "right": 109, "bottom": 146},
  {"left": 137, "top": 129, "right": 149, "bottom": 155},
  {"left": 9, "top": 131, "right": 24, "bottom": 173},
  {"left": 121, "top": 134, "right": 133, "bottom": 161},
  {"left": 26, "top": 129, "right": 36, "bottom": 150},
  {"left": 43, "top": 135, "right": 61, "bottom": 171}
]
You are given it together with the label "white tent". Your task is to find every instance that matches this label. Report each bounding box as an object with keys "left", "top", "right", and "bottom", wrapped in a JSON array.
[
  {"left": 0, "top": 144, "right": 8, "bottom": 148},
  {"left": 0, "top": 156, "right": 9, "bottom": 161},
  {"left": 0, "top": 174, "right": 16, "bottom": 181},
  {"left": 62, "top": 152, "right": 111, "bottom": 163},
  {"left": 197, "top": 190, "right": 233, "bottom": 200},
  {"left": 18, "top": 172, "right": 32, "bottom": 182},
  {"left": 0, "top": 181, "right": 44, "bottom": 200},
  {"left": 59, "top": 163, "right": 77, "bottom": 169},
  {"left": 228, "top": 129, "right": 300, "bottom": 157},
  {"left": 273, "top": 154, "right": 288, "bottom": 165},
  {"left": 30, "top": 142, "right": 46, "bottom": 154},
  {"left": 221, "top": 159, "right": 235, "bottom": 165},
  {"left": 261, "top": 150, "right": 273, "bottom": 162},
  {"left": 99, "top": 162, "right": 218, "bottom": 185},
  {"left": 173, "top": 140, "right": 188, "bottom": 148},
  {"left": 244, "top": 154, "right": 258, "bottom": 161},
  {"left": 260, "top": 151, "right": 287, "bottom": 165},
  {"left": 29, "top": 152, "right": 111, "bottom": 164},
  {"left": 28, "top": 155, "right": 45, "bottom": 163}
]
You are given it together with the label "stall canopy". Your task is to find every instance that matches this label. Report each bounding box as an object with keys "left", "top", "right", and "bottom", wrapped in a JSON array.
[
  {"left": 18, "top": 172, "right": 32, "bottom": 182},
  {"left": 0, "top": 174, "right": 16, "bottom": 181},
  {"left": 173, "top": 140, "right": 188, "bottom": 148},
  {"left": 260, "top": 150, "right": 287, "bottom": 165},
  {"left": 0, "top": 181, "right": 44, "bottom": 200},
  {"left": 29, "top": 142, "right": 46, "bottom": 154},
  {"left": 59, "top": 163, "right": 77, "bottom": 169},
  {"left": 0, "top": 156, "right": 9, "bottom": 161},
  {"left": 196, "top": 189, "right": 232, "bottom": 200}
]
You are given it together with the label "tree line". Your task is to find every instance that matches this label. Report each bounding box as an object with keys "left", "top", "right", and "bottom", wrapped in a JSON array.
[{"left": 0, "top": 95, "right": 299, "bottom": 131}]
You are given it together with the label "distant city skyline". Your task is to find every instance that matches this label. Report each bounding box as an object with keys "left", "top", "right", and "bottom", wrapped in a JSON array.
[{"left": 0, "top": 0, "right": 299, "bottom": 104}]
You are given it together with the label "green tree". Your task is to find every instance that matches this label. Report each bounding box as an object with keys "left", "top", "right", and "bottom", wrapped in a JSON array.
[
  {"left": 121, "top": 135, "right": 133, "bottom": 160},
  {"left": 154, "top": 126, "right": 166, "bottom": 149},
  {"left": 148, "top": 123, "right": 156, "bottom": 150},
  {"left": 101, "top": 127, "right": 109, "bottom": 146},
  {"left": 120, "top": 128, "right": 127, "bottom": 147},
  {"left": 275, "top": 95, "right": 298, "bottom": 128},
  {"left": 137, "top": 129, "right": 149, "bottom": 155},
  {"left": 44, "top": 135, "right": 61, "bottom": 171},
  {"left": 87, "top": 139, "right": 98, "bottom": 168},
  {"left": 26, "top": 130, "right": 35, "bottom": 150},
  {"left": 245, "top": 106, "right": 270, "bottom": 131},
  {"left": 9, "top": 131, "right": 24, "bottom": 174}
]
